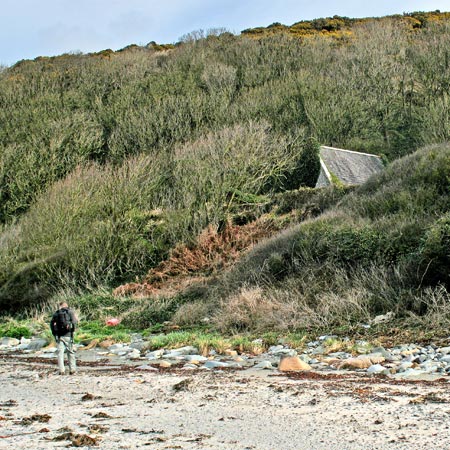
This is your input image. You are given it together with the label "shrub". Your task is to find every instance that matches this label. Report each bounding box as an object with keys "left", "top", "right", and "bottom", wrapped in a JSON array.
[
  {"left": 0, "top": 320, "right": 32, "bottom": 339},
  {"left": 211, "top": 144, "right": 450, "bottom": 332}
]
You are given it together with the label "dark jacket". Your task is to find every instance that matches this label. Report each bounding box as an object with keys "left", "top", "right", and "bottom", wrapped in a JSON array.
[{"left": 50, "top": 308, "right": 78, "bottom": 337}]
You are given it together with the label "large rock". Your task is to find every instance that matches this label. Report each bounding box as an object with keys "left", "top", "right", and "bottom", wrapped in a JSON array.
[
  {"left": 146, "top": 349, "right": 164, "bottom": 360},
  {"left": 203, "top": 361, "right": 229, "bottom": 369},
  {"left": 253, "top": 360, "right": 274, "bottom": 370},
  {"left": 367, "top": 364, "right": 386, "bottom": 374},
  {"left": 278, "top": 355, "right": 311, "bottom": 372},
  {"left": 338, "top": 357, "right": 371, "bottom": 370},
  {"left": 0, "top": 337, "right": 20, "bottom": 347},
  {"left": 165, "top": 346, "right": 199, "bottom": 358},
  {"left": 27, "top": 338, "right": 49, "bottom": 351},
  {"left": 338, "top": 355, "right": 386, "bottom": 370},
  {"left": 184, "top": 355, "right": 207, "bottom": 362}
]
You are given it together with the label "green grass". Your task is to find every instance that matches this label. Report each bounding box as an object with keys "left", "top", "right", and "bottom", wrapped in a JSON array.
[{"left": 75, "top": 321, "right": 134, "bottom": 344}]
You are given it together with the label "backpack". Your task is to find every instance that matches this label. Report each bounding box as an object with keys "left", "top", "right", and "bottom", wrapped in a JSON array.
[{"left": 53, "top": 308, "right": 73, "bottom": 336}]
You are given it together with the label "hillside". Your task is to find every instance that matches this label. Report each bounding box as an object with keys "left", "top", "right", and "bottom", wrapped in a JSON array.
[
  {"left": 0, "top": 12, "right": 449, "bottom": 331},
  {"left": 241, "top": 10, "right": 450, "bottom": 38},
  {"left": 105, "top": 143, "right": 449, "bottom": 332}
]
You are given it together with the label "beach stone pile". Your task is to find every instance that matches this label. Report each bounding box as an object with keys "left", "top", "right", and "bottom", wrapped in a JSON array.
[{"left": 2, "top": 335, "right": 450, "bottom": 380}]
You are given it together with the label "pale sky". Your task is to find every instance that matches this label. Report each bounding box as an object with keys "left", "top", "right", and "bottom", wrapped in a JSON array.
[{"left": 1, "top": 0, "right": 449, "bottom": 66}]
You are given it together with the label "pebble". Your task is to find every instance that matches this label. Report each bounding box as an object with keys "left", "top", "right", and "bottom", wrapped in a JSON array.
[
  {"left": 367, "top": 364, "right": 385, "bottom": 374},
  {"left": 184, "top": 355, "right": 208, "bottom": 362},
  {"left": 204, "top": 361, "right": 229, "bottom": 369},
  {"left": 1, "top": 332, "right": 450, "bottom": 380},
  {"left": 253, "top": 361, "right": 273, "bottom": 370},
  {"left": 146, "top": 349, "right": 165, "bottom": 360},
  {"left": 136, "top": 365, "right": 158, "bottom": 371}
]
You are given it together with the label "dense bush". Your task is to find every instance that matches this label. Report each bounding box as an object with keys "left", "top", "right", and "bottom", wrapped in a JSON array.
[
  {"left": 210, "top": 144, "right": 450, "bottom": 331},
  {"left": 0, "top": 123, "right": 307, "bottom": 310},
  {"left": 1, "top": 19, "right": 450, "bottom": 223}
]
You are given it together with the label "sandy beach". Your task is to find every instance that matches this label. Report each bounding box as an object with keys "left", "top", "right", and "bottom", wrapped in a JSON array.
[{"left": 1, "top": 352, "right": 450, "bottom": 450}]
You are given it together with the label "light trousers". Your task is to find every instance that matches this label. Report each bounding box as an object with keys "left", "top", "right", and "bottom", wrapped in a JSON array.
[{"left": 57, "top": 335, "right": 76, "bottom": 373}]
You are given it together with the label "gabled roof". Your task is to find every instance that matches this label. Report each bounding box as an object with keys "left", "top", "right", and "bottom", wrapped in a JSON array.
[{"left": 315, "top": 146, "right": 384, "bottom": 188}]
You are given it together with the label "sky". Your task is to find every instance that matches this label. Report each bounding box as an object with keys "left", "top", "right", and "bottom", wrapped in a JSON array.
[{"left": 1, "top": 0, "right": 450, "bottom": 66}]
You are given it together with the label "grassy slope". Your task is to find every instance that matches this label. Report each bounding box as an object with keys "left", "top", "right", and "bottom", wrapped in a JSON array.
[
  {"left": 194, "top": 144, "right": 450, "bottom": 333},
  {"left": 0, "top": 13, "right": 450, "bottom": 330}
]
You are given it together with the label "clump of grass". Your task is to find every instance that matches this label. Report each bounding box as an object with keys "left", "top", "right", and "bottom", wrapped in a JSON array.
[
  {"left": 144, "top": 331, "right": 195, "bottom": 351},
  {"left": 0, "top": 319, "right": 32, "bottom": 339},
  {"left": 75, "top": 320, "right": 133, "bottom": 344}
]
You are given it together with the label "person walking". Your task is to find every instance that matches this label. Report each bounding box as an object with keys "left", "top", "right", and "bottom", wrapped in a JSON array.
[{"left": 50, "top": 302, "right": 78, "bottom": 375}]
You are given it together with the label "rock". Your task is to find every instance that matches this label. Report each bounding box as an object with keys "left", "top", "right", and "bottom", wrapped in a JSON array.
[
  {"left": 128, "top": 349, "right": 141, "bottom": 359},
  {"left": 224, "top": 349, "right": 238, "bottom": 357},
  {"left": 412, "top": 355, "right": 428, "bottom": 364},
  {"left": 136, "top": 365, "right": 158, "bottom": 371},
  {"left": 268, "top": 346, "right": 297, "bottom": 356},
  {"left": 182, "top": 364, "right": 198, "bottom": 370},
  {"left": 371, "top": 346, "right": 393, "bottom": 360},
  {"left": 367, "top": 364, "right": 385, "bottom": 374},
  {"left": 439, "top": 356, "right": 450, "bottom": 364},
  {"left": 394, "top": 368, "right": 426, "bottom": 379},
  {"left": 108, "top": 343, "right": 125, "bottom": 351},
  {"left": 184, "top": 355, "right": 207, "bottom": 362},
  {"left": 130, "top": 341, "right": 146, "bottom": 351},
  {"left": 338, "top": 357, "right": 373, "bottom": 370},
  {"left": 16, "top": 343, "right": 32, "bottom": 351},
  {"left": 165, "top": 346, "right": 199, "bottom": 357},
  {"left": 299, "top": 354, "right": 311, "bottom": 363},
  {"left": 131, "top": 333, "right": 143, "bottom": 342},
  {"left": 269, "top": 345, "right": 285, "bottom": 353},
  {"left": 278, "top": 355, "right": 311, "bottom": 372},
  {"left": 438, "top": 346, "right": 450, "bottom": 355},
  {"left": 203, "top": 361, "right": 229, "bottom": 369},
  {"left": 328, "top": 351, "right": 351, "bottom": 359},
  {"left": 397, "top": 362, "right": 414, "bottom": 373},
  {"left": 146, "top": 349, "right": 165, "bottom": 360},
  {"left": 1, "top": 337, "right": 19, "bottom": 346},
  {"left": 159, "top": 361, "right": 172, "bottom": 368},
  {"left": 370, "top": 312, "right": 394, "bottom": 325},
  {"left": 311, "top": 346, "right": 326, "bottom": 355},
  {"left": 27, "top": 338, "right": 48, "bottom": 351},
  {"left": 253, "top": 361, "right": 273, "bottom": 370}
]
